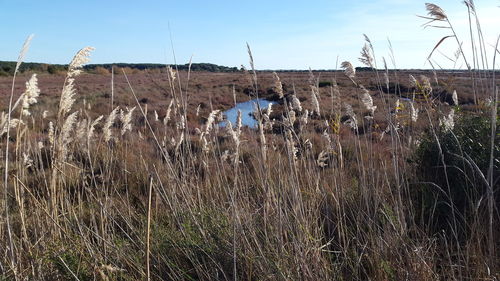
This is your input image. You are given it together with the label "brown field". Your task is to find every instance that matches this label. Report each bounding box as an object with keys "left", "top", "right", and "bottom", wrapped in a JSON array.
[
  {"left": 0, "top": 69, "right": 484, "bottom": 126},
  {"left": 1, "top": 2, "right": 499, "bottom": 276},
  {"left": 1, "top": 63, "right": 498, "bottom": 280}
]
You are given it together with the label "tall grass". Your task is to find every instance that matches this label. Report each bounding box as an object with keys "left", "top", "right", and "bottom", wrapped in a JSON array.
[{"left": 0, "top": 2, "right": 498, "bottom": 280}]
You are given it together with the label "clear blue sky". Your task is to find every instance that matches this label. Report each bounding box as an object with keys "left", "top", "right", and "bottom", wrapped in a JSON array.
[{"left": 1, "top": 0, "right": 499, "bottom": 69}]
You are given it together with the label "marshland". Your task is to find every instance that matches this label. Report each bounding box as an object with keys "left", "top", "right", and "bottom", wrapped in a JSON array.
[{"left": 1, "top": 2, "right": 499, "bottom": 280}]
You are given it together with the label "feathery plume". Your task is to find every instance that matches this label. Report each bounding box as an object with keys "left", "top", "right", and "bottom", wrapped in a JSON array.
[
  {"left": 59, "top": 47, "right": 95, "bottom": 116},
  {"left": 317, "top": 151, "right": 329, "bottom": 168},
  {"left": 359, "top": 43, "right": 374, "bottom": 68},
  {"left": 310, "top": 86, "right": 321, "bottom": 116},
  {"left": 167, "top": 66, "right": 176, "bottom": 82},
  {"left": 76, "top": 119, "right": 88, "bottom": 143},
  {"left": 263, "top": 104, "right": 274, "bottom": 131},
  {"left": 152, "top": 110, "right": 158, "bottom": 122},
  {"left": 300, "top": 109, "right": 309, "bottom": 125},
  {"left": 59, "top": 112, "right": 78, "bottom": 161},
  {"left": 23, "top": 153, "right": 33, "bottom": 169},
  {"left": 273, "top": 72, "right": 284, "bottom": 99},
  {"left": 409, "top": 75, "right": 418, "bottom": 87},
  {"left": 0, "top": 118, "right": 23, "bottom": 137},
  {"left": 284, "top": 110, "right": 296, "bottom": 127},
  {"left": 195, "top": 104, "right": 201, "bottom": 116},
  {"left": 88, "top": 115, "right": 103, "bottom": 140},
  {"left": 343, "top": 103, "right": 358, "bottom": 131},
  {"left": 68, "top": 47, "right": 95, "bottom": 77},
  {"left": 226, "top": 121, "right": 237, "bottom": 145},
  {"left": 266, "top": 103, "right": 273, "bottom": 117},
  {"left": 15, "top": 34, "right": 34, "bottom": 74},
  {"left": 341, "top": 61, "right": 356, "bottom": 79},
  {"left": 421, "top": 75, "right": 432, "bottom": 91},
  {"left": 226, "top": 110, "right": 242, "bottom": 146},
  {"left": 121, "top": 106, "right": 136, "bottom": 135},
  {"left": 21, "top": 74, "right": 40, "bottom": 116},
  {"left": 60, "top": 78, "right": 77, "bottom": 116},
  {"left": 204, "top": 110, "right": 220, "bottom": 135},
  {"left": 285, "top": 130, "right": 298, "bottom": 163},
  {"left": 199, "top": 110, "right": 220, "bottom": 152},
  {"left": 176, "top": 115, "right": 185, "bottom": 130},
  {"left": 246, "top": 43, "right": 255, "bottom": 74},
  {"left": 360, "top": 86, "right": 377, "bottom": 115},
  {"left": 452, "top": 90, "right": 458, "bottom": 106},
  {"left": 425, "top": 3, "right": 447, "bottom": 20},
  {"left": 48, "top": 121, "right": 55, "bottom": 145},
  {"left": 440, "top": 109, "right": 455, "bottom": 132},
  {"left": 410, "top": 102, "right": 419, "bottom": 122},
  {"left": 163, "top": 100, "right": 174, "bottom": 126},
  {"left": 291, "top": 93, "right": 302, "bottom": 112},
  {"left": 104, "top": 106, "right": 119, "bottom": 142}
]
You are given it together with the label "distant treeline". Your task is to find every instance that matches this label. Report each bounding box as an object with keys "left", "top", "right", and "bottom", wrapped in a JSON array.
[
  {"left": 1, "top": 61, "right": 495, "bottom": 76},
  {"left": 0, "top": 61, "right": 239, "bottom": 76},
  {"left": 86, "top": 63, "right": 239, "bottom": 73},
  {"left": 0, "top": 61, "right": 68, "bottom": 76}
]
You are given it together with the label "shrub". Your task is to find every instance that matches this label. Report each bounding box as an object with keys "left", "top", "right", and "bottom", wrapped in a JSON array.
[
  {"left": 318, "top": 81, "right": 332, "bottom": 87},
  {"left": 93, "top": 66, "right": 110, "bottom": 75},
  {"left": 413, "top": 112, "right": 499, "bottom": 237}
]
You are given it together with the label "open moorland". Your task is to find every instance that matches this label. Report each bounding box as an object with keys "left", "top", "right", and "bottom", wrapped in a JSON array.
[{"left": 0, "top": 68, "right": 486, "bottom": 125}]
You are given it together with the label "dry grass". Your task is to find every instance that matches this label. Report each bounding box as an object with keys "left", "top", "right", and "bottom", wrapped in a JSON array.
[{"left": 0, "top": 3, "right": 499, "bottom": 280}]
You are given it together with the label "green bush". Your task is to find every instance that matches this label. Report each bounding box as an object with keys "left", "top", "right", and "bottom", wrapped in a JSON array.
[
  {"left": 318, "top": 81, "right": 332, "bottom": 87},
  {"left": 413, "top": 112, "right": 499, "bottom": 236},
  {"left": 50, "top": 251, "right": 93, "bottom": 281}
]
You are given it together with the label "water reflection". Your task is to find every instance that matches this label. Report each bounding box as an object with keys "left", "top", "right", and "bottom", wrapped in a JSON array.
[{"left": 222, "top": 98, "right": 276, "bottom": 128}]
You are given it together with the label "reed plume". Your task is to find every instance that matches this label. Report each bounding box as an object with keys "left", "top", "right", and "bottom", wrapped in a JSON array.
[
  {"left": 104, "top": 106, "right": 119, "bottom": 142},
  {"left": 273, "top": 72, "right": 284, "bottom": 99},
  {"left": 21, "top": 74, "right": 40, "bottom": 116},
  {"left": 59, "top": 111, "right": 78, "bottom": 161},
  {"left": 310, "top": 85, "right": 321, "bottom": 116},
  {"left": 425, "top": 3, "right": 447, "bottom": 20},
  {"left": 452, "top": 90, "right": 458, "bottom": 105},
  {"left": 341, "top": 61, "right": 356, "bottom": 80},
  {"left": 163, "top": 100, "right": 174, "bottom": 126},
  {"left": 121, "top": 107, "right": 136, "bottom": 136},
  {"left": 343, "top": 103, "right": 358, "bottom": 131},
  {"left": 291, "top": 93, "right": 302, "bottom": 112},
  {"left": 59, "top": 47, "right": 95, "bottom": 116},
  {"left": 360, "top": 86, "right": 377, "bottom": 115},
  {"left": 440, "top": 109, "right": 455, "bottom": 131},
  {"left": 359, "top": 43, "right": 374, "bottom": 68}
]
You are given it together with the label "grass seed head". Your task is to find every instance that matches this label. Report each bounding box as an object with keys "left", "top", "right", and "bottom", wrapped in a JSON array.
[
  {"left": 21, "top": 74, "right": 40, "bottom": 116},
  {"left": 104, "top": 106, "right": 120, "bottom": 142},
  {"left": 425, "top": 3, "right": 447, "bottom": 20},
  {"left": 341, "top": 61, "right": 356, "bottom": 79}
]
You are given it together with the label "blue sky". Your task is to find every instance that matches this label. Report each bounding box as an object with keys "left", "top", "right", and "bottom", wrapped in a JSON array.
[{"left": 1, "top": 0, "right": 499, "bottom": 69}]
